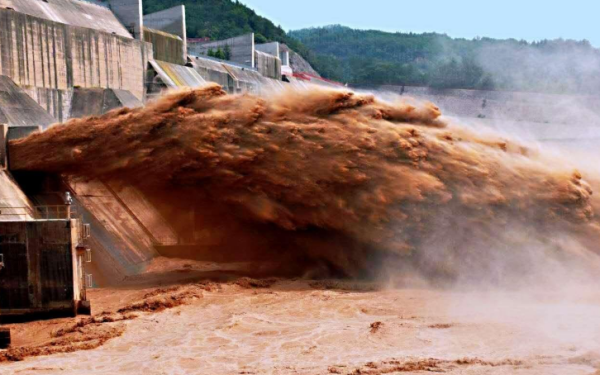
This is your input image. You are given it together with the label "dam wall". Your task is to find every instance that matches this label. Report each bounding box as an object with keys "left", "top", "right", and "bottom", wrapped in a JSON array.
[
  {"left": 188, "top": 33, "right": 255, "bottom": 67},
  {"left": 0, "top": 0, "right": 131, "bottom": 38},
  {"left": 106, "top": 0, "right": 143, "bottom": 39},
  {"left": 255, "top": 50, "right": 281, "bottom": 80},
  {"left": 69, "top": 87, "right": 142, "bottom": 118},
  {"left": 143, "top": 27, "right": 185, "bottom": 65},
  {"left": 0, "top": 7, "right": 151, "bottom": 122},
  {"left": 143, "top": 6, "right": 186, "bottom": 64},
  {"left": 256, "top": 42, "right": 279, "bottom": 57},
  {"left": 0, "top": 76, "right": 56, "bottom": 127}
]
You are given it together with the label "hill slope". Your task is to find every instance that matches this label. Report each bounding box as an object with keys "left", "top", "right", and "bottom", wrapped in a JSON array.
[{"left": 290, "top": 25, "right": 600, "bottom": 94}]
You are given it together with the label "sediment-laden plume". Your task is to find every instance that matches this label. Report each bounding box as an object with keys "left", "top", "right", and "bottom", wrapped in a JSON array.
[{"left": 9, "top": 84, "right": 600, "bottom": 281}]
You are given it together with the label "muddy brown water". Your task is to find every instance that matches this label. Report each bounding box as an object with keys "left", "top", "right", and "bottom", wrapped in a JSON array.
[{"left": 2, "top": 278, "right": 600, "bottom": 375}]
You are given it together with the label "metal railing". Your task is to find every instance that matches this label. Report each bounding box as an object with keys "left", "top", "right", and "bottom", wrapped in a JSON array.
[
  {"left": 34, "top": 205, "right": 77, "bottom": 220},
  {"left": 0, "top": 205, "right": 80, "bottom": 220},
  {"left": 0, "top": 207, "right": 33, "bottom": 216}
]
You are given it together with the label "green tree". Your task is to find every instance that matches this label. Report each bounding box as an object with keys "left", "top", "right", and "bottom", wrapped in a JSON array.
[
  {"left": 254, "top": 33, "right": 268, "bottom": 44},
  {"left": 214, "top": 47, "right": 226, "bottom": 60}
]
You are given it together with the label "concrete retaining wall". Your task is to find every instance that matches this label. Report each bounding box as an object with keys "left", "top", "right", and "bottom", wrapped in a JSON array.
[
  {"left": 143, "top": 5, "right": 185, "bottom": 39},
  {"left": 0, "top": 0, "right": 131, "bottom": 37},
  {"left": 143, "top": 27, "right": 185, "bottom": 65},
  {"left": 279, "top": 50, "right": 289, "bottom": 66},
  {"left": 188, "top": 33, "right": 254, "bottom": 67},
  {"left": 255, "top": 50, "right": 281, "bottom": 80},
  {"left": 20, "top": 86, "right": 71, "bottom": 123},
  {"left": 256, "top": 42, "right": 279, "bottom": 57},
  {"left": 107, "top": 0, "right": 143, "bottom": 39},
  {"left": 144, "top": 6, "right": 186, "bottom": 63},
  {"left": 0, "top": 76, "right": 56, "bottom": 127},
  {"left": 0, "top": 8, "right": 151, "bottom": 103},
  {"left": 69, "top": 87, "right": 142, "bottom": 118}
]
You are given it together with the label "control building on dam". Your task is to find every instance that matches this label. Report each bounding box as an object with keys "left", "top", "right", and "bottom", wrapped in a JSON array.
[{"left": 0, "top": 0, "right": 340, "bottom": 322}]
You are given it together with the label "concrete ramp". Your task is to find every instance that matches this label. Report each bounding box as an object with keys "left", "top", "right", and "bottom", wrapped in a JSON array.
[
  {"left": 149, "top": 60, "right": 206, "bottom": 89},
  {"left": 0, "top": 76, "right": 56, "bottom": 128},
  {"left": 69, "top": 179, "right": 158, "bottom": 284},
  {"left": 0, "top": 171, "right": 35, "bottom": 221},
  {"left": 68, "top": 179, "right": 179, "bottom": 286},
  {"left": 69, "top": 88, "right": 143, "bottom": 119},
  {"left": 105, "top": 182, "right": 179, "bottom": 246}
]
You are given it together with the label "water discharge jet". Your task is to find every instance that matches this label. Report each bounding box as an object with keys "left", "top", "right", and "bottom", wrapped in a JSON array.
[{"left": 7, "top": 84, "right": 600, "bottom": 283}]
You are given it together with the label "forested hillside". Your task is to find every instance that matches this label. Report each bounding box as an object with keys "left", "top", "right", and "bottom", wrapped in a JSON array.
[{"left": 290, "top": 25, "right": 600, "bottom": 94}]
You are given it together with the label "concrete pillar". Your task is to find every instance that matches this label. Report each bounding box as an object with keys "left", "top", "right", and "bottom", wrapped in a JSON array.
[
  {"left": 0, "top": 124, "right": 7, "bottom": 170},
  {"left": 256, "top": 42, "right": 280, "bottom": 58},
  {"left": 143, "top": 5, "right": 187, "bottom": 63},
  {"left": 187, "top": 33, "right": 255, "bottom": 68},
  {"left": 108, "top": 0, "right": 144, "bottom": 40}
]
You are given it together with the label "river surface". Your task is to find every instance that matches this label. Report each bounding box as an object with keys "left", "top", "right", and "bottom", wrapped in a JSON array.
[{"left": 2, "top": 281, "right": 600, "bottom": 374}]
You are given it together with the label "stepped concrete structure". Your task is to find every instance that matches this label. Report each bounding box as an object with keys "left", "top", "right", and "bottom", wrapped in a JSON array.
[{"left": 0, "top": 0, "right": 220, "bottom": 123}]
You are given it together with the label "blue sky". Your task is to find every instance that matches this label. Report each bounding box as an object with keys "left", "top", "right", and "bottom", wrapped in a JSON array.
[{"left": 239, "top": 0, "right": 599, "bottom": 47}]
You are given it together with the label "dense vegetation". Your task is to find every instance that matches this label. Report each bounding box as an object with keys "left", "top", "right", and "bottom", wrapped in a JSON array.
[
  {"left": 142, "top": 0, "right": 310, "bottom": 57},
  {"left": 290, "top": 26, "right": 600, "bottom": 94}
]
